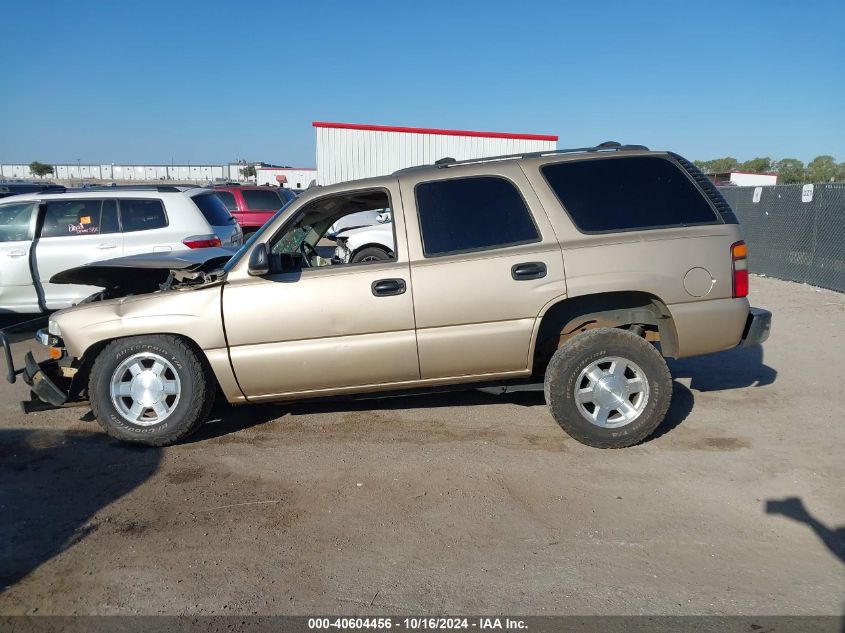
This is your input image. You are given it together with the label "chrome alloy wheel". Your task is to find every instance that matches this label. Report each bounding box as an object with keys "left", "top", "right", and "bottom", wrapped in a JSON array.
[
  {"left": 574, "top": 356, "right": 649, "bottom": 428},
  {"left": 109, "top": 352, "right": 181, "bottom": 426}
]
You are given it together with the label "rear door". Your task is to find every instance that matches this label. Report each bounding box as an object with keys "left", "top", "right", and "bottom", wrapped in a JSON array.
[
  {"left": 0, "top": 200, "right": 40, "bottom": 312},
  {"left": 399, "top": 163, "right": 567, "bottom": 380},
  {"left": 35, "top": 198, "right": 124, "bottom": 309},
  {"left": 118, "top": 198, "right": 174, "bottom": 254}
]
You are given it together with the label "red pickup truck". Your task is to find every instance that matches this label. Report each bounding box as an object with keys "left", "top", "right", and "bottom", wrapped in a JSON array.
[{"left": 212, "top": 185, "right": 296, "bottom": 236}]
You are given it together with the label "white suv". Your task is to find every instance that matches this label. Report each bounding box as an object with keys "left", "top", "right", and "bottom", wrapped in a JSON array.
[{"left": 0, "top": 186, "right": 242, "bottom": 313}]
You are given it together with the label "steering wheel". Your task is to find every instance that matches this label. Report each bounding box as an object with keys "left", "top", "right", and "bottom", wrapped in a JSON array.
[{"left": 299, "top": 239, "right": 317, "bottom": 268}]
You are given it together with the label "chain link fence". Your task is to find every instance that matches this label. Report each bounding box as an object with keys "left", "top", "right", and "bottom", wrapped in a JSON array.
[{"left": 720, "top": 183, "right": 845, "bottom": 293}]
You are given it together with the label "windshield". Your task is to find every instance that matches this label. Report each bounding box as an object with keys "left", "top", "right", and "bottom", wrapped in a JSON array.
[{"left": 222, "top": 197, "right": 297, "bottom": 272}]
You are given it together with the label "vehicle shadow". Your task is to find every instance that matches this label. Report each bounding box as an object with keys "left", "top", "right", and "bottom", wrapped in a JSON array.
[
  {"left": 190, "top": 340, "right": 771, "bottom": 446},
  {"left": 667, "top": 344, "right": 777, "bottom": 391},
  {"left": 0, "top": 429, "right": 161, "bottom": 592},
  {"left": 192, "top": 380, "right": 696, "bottom": 445}
]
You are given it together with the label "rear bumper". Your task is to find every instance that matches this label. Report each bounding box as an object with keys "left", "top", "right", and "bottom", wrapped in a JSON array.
[{"left": 739, "top": 307, "right": 772, "bottom": 348}]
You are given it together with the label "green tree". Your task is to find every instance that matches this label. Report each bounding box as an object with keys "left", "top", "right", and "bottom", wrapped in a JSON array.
[
  {"left": 837, "top": 161, "right": 845, "bottom": 182},
  {"left": 29, "top": 161, "right": 54, "bottom": 178},
  {"left": 239, "top": 164, "right": 256, "bottom": 180},
  {"left": 694, "top": 157, "right": 739, "bottom": 174},
  {"left": 739, "top": 157, "right": 772, "bottom": 173},
  {"left": 806, "top": 155, "right": 838, "bottom": 183},
  {"left": 773, "top": 158, "right": 805, "bottom": 184}
]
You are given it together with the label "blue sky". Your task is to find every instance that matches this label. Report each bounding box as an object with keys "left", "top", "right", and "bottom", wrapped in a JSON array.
[{"left": 1, "top": 0, "right": 842, "bottom": 166}]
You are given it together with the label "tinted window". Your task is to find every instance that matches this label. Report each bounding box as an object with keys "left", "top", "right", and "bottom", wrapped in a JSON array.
[
  {"left": 42, "top": 200, "right": 118, "bottom": 237},
  {"left": 242, "top": 189, "right": 284, "bottom": 210},
  {"left": 216, "top": 190, "right": 238, "bottom": 211},
  {"left": 192, "top": 193, "right": 233, "bottom": 226},
  {"left": 415, "top": 177, "right": 539, "bottom": 257},
  {"left": 120, "top": 199, "right": 167, "bottom": 232},
  {"left": 0, "top": 201, "right": 36, "bottom": 242},
  {"left": 541, "top": 156, "right": 719, "bottom": 233}
]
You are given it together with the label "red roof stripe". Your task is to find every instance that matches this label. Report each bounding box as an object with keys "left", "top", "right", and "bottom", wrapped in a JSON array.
[{"left": 312, "top": 121, "right": 558, "bottom": 142}]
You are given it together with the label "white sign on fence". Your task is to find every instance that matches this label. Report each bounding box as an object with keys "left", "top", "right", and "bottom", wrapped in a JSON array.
[
  {"left": 802, "top": 184, "right": 814, "bottom": 203},
  {"left": 753, "top": 187, "right": 763, "bottom": 203}
]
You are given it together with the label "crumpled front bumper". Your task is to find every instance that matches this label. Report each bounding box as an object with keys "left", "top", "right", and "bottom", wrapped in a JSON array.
[{"left": 0, "top": 316, "right": 71, "bottom": 410}]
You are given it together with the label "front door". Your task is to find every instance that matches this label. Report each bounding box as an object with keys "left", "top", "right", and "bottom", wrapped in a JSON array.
[{"left": 223, "top": 181, "right": 419, "bottom": 400}]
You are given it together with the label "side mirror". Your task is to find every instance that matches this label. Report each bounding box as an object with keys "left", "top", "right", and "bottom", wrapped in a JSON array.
[{"left": 248, "top": 242, "right": 270, "bottom": 276}]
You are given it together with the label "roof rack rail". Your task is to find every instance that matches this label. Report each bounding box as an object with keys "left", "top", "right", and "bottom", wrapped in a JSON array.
[
  {"left": 61, "top": 184, "right": 202, "bottom": 193},
  {"left": 393, "top": 141, "right": 649, "bottom": 174}
]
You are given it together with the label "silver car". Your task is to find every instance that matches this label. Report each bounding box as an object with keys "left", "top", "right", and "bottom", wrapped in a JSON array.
[{"left": 0, "top": 186, "right": 241, "bottom": 313}]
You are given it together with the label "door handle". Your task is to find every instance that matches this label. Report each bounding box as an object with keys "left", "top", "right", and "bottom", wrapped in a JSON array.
[
  {"left": 511, "top": 262, "right": 547, "bottom": 280},
  {"left": 6, "top": 250, "right": 27, "bottom": 258},
  {"left": 97, "top": 243, "right": 117, "bottom": 250},
  {"left": 371, "top": 278, "right": 406, "bottom": 297}
]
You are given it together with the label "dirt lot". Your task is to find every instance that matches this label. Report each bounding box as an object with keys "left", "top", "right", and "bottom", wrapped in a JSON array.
[{"left": 0, "top": 276, "right": 842, "bottom": 616}]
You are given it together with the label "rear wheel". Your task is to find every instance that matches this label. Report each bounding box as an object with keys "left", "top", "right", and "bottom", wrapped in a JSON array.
[
  {"left": 89, "top": 335, "right": 214, "bottom": 446},
  {"left": 544, "top": 327, "right": 672, "bottom": 448}
]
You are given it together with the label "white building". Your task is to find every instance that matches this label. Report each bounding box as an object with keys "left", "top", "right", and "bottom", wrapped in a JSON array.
[
  {"left": 255, "top": 167, "right": 318, "bottom": 189},
  {"left": 1, "top": 163, "right": 239, "bottom": 182},
  {"left": 314, "top": 121, "right": 558, "bottom": 186}
]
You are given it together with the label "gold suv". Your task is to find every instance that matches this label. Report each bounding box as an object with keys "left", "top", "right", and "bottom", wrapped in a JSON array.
[{"left": 1, "top": 143, "right": 771, "bottom": 448}]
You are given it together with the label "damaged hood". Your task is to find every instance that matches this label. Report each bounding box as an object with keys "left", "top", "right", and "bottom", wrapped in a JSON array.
[{"left": 50, "top": 247, "right": 237, "bottom": 291}]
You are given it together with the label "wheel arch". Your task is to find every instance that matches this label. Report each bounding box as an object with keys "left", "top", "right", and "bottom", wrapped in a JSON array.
[
  {"left": 529, "top": 290, "right": 679, "bottom": 375},
  {"left": 351, "top": 243, "right": 394, "bottom": 258},
  {"left": 69, "top": 332, "right": 238, "bottom": 403}
]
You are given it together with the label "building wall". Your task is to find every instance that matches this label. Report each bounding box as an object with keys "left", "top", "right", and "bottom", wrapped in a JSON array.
[
  {"left": 1, "top": 163, "right": 231, "bottom": 182},
  {"left": 314, "top": 122, "right": 558, "bottom": 186}
]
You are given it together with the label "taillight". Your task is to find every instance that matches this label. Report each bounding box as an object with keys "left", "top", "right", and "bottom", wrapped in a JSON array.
[
  {"left": 731, "top": 240, "right": 748, "bottom": 298},
  {"left": 183, "top": 235, "right": 222, "bottom": 249}
]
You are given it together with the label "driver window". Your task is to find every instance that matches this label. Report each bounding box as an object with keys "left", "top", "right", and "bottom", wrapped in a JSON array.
[{"left": 268, "top": 189, "right": 394, "bottom": 272}]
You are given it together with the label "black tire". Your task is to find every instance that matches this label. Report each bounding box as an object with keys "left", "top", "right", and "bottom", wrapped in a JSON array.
[
  {"left": 543, "top": 327, "right": 672, "bottom": 448},
  {"left": 88, "top": 335, "right": 214, "bottom": 446},
  {"left": 350, "top": 246, "right": 391, "bottom": 263}
]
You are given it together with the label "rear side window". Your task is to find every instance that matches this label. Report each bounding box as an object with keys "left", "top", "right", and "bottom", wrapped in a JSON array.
[
  {"left": 0, "top": 201, "right": 36, "bottom": 242},
  {"left": 120, "top": 199, "right": 167, "bottom": 232},
  {"left": 415, "top": 176, "right": 539, "bottom": 257},
  {"left": 541, "top": 156, "right": 719, "bottom": 233},
  {"left": 242, "top": 189, "right": 284, "bottom": 211},
  {"left": 192, "top": 193, "right": 233, "bottom": 226},
  {"left": 216, "top": 190, "right": 238, "bottom": 212},
  {"left": 41, "top": 200, "right": 119, "bottom": 237}
]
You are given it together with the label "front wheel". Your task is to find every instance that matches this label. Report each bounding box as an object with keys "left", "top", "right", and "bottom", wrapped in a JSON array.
[
  {"left": 351, "top": 246, "right": 391, "bottom": 263},
  {"left": 89, "top": 335, "right": 214, "bottom": 446},
  {"left": 544, "top": 328, "right": 672, "bottom": 448}
]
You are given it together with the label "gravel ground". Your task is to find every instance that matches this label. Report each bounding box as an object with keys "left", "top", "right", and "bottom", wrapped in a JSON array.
[{"left": 0, "top": 275, "right": 842, "bottom": 616}]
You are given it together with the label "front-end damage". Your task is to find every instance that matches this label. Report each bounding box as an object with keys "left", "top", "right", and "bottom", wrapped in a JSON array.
[{"left": 0, "top": 248, "right": 235, "bottom": 413}]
